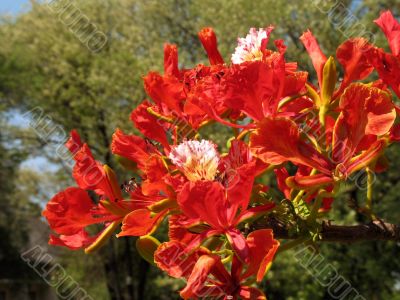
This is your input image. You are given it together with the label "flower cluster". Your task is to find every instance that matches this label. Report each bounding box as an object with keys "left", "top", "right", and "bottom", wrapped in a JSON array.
[{"left": 43, "top": 11, "right": 400, "bottom": 299}]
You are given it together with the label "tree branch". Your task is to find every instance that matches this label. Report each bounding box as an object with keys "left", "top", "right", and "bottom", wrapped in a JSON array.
[{"left": 251, "top": 219, "right": 400, "bottom": 243}]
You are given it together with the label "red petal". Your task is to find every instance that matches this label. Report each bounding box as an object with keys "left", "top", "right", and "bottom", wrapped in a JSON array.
[
  {"left": 65, "top": 132, "right": 116, "bottom": 198},
  {"left": 117, "top": 209, "right": 168, "bottom": 237},
  {"left": 332, "top": 83, "right": 395, "bottom": 163},
  {"left": 154, "top": 241, "right": 209, "bottom": 279},
  {"left": 111, "top": 128, "right": 150, "bottom": 170},
  {"left": 168, "top": 214, "right": 199, "bottom": 244},
  {"left": 42, "top": 187, "right": 116, "bottom": 235},
  {"left": 390, "top": 123, "right": 400, "bottom": 142},
  {"left": 375, "top": 10, "right": 400, "bottom": 57},
  {"left": 198, "top": 28, "right": 224, "bottom": 65},
  {"left": 335, "top": 38, "right": 373, "bottom": 95},
  {"left": 184, "top": 229, "right": 223, "bottom": 253},
  {"left": 144, "top": 72, "right": 184, "bottom": 113},
  {"left": 242, "top": 229, "right": 279, "bottom": 282},
  {"left": 274, "top": 167, "right": 291, "bottom": 198},
  {"left": 250, "top": 117, "right": 332, "bottom": 174},
  {"left": 238, "top": 286, "right": 267, "bottom": 300},
  {"left": 164, "top": 43, "right": 180, "bottom": 77},
  {"left": 49, "top": 230, "right": 98, "bottom": 250},
  {"left": 71, "top": 144, "right": 116, "bottom": 199},
  {"left": 65, "top": 129, "right": 82, "bottom": 155},
  {"left": 286, "top": 173, "right": 333, "bottom": 189},
  {"left": 226, "top": 228, "right": 250, "bottom": 264},
  {"left": 300, "top": 30, "right": 327, "bottom": 87},
  {"left": 226, "top": 161, "right": 256, "bottom": 212},
  {"left": 224, "top": 62, "right": 305, "bottom": 120},
  {"left": 180, "top": 254, "right": 230, "bottom": 299},
  {"left": 365, "top": 47, "right": 400, "bottom": 98},
  {"left": 130, "top": 101, "right": 171, "bottom": 149},
  {"left": 341, "top": 139, "right": 387, "bottom": 176},
  {"left": 177, "top": 181, "right": 230, "bottom": 229}
]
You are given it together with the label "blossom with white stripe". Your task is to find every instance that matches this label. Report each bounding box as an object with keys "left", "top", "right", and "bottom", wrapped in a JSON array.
[
  {"left": 169, "top": 140, "right": 220, "bottom": 181},
  {"left": 231, "top": 27, "right": 272, "bottom": 64}
]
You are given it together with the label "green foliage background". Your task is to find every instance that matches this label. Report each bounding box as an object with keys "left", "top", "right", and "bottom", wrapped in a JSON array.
[{"left": 1, "top": 0, "right": 400, "bottom": 299}]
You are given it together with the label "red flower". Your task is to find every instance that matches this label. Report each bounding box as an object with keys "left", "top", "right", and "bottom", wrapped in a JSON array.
[
  {"left": 177, "top": 178, "right": 275, "bottom": 263},
  {"left": 360, "top": 11, "right": 400, "bottom": 103},
  {"left": 375, "top": 10, "right": 400, "bottom": 57},
  {"left": 111, "top": 129, "right": 181, "bottom": 237},
  {"left": 179, "top": 230, "right": 279, "bottom": 300},
  {"left": 250, "top": 83, "right": 395, "bottom": 188},
  {"left": 301, "top": 30, "right": 373, "bottom": 101},
  {"left": 136, "top": 30, "right": 229, "bottom": 135},
  {"left": 43, "top": 131, "right": 131, "bottom": 252}
]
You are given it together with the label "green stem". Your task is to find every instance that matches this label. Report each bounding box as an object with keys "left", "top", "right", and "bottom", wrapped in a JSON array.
[
  {"left": 307, "top": 193, "right": 323, "bottom": 225},
  {"left": 365, "top": 167, "right": 376, "bottom": 220}
]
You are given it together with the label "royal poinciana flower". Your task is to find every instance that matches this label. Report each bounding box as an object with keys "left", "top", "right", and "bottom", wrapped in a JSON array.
[
  {"left": 154, "top": 230, "right": 278, "bottom": 300},
  {"left": 365, "top": 11, "right": 400, "bottom": 98},
  {"left": 250, "top": 82, "right": 396, "bottom": 189},
  {"left": 43, "top": 131, "right": 131, "bottom": 252},
  {"left": 168, "top": 139, "right": 220, "bottom": 181},
  {"left": 190, "top": 27, "right": 310, "bottom": 126},
  {"left": 132, "top": 28, "right": 229, "bottom": 146},
  {"left": 42, "top": 11, "right": 400, "bottom": 300},
  {"left": 167, "top": 139, "right": 274, "bottom": 262}
]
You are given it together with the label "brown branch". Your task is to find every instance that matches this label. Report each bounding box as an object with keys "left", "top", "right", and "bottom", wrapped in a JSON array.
[{"left": 251, "top": 219, "right": 400, "bottom": 243}]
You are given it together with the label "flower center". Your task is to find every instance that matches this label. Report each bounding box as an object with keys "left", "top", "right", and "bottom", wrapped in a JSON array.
[
  {"left": 231, "top": 28, "right": 271, "bottom": 64},
  {"left": 169, "top": 140, "right": 220, "bottom": 181}
]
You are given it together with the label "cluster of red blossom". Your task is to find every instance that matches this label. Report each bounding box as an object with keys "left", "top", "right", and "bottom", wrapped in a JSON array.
[{"left": 43, "top": 11, "right": 400, "bottom": 299}]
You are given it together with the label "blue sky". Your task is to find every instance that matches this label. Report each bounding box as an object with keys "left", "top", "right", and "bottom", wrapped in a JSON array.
[{"left": 0, "top": 0, "right": 30, "bottom": 15}]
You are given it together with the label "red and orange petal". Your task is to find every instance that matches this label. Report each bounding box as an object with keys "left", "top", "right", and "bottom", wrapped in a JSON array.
[
  {"left": 164, "top": 43, "right": 180, "bottom": 78},
  {"left": 168, "top": 214, "right": 199, "bottom": 244},
  {"left": 111, "top": 128, "right": 151, "bottom": 170},
  {"left": 226, "top": 161, "right": 256, "bottom": 211},
  {"left": 180, "top": 254, "right": 231, "bottom": 300},
  {"left": 177, "top": 181, "right": 230, "bottom": 228},
  {"left": 198, "top": 27, "right": 224, "bottom": 65},
  {"left": 300, "top": 30, "right": 327, "bottom": 87},
  {"left": 274, "top": 167, "right": 291, "bottom": 199},
  {"left": 65, "top": 131, "right": 115, "bottom": 198},
  {"left": 365, "top": 47, "right": 400, "bottom": 98},
  {"left": 332, "top": 83, "right": 395, "bottom": 163},
  {"left": 130, "top": 101, "right": 171, "bottom": 149},
  {"left": 238, "top": 287, "right": 267, "bottom": 300},
  {"left": 223, "top": 61, "right": 284, "bottom": 120},
  {"left": 117, "top": 208, "right": 168, "bottom": 237},
  {"left": 286, "top": 173, "right": 333, "bottom": 190},
  {"left": 154, "top": 241, "right": 210, "bottom": 279},
  {"left": 69, "top": 142, "right": 117, "bottom": 200},
  {"left": 341, "top": 139, "right": 387, "bottom": 177},
  {"left": 250, "top": 117, "right": 332, "bottom": 174},
  {"left": 42, "top": 187, "right": 116, "bottom": 236},
  {"left": 143, "top": 71, "right": 185, "bottom": 113},
  {"left": 226, "top": 228, "right": 250, "bottom": 264},
  {"left": 65, "top": 129, "right": 82, "bottom": 155},
  {"left": 241, "top": 229, "right": 279, "bottom": 282},
  {"left": 375, "top": 10, "right": 400, "bottom": 57},
  {"left": 49, "top": 229, "right": 98, "bottom": 250},
  {"left": 335, "top": 38, "right": 373, "bottom": 95}
]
